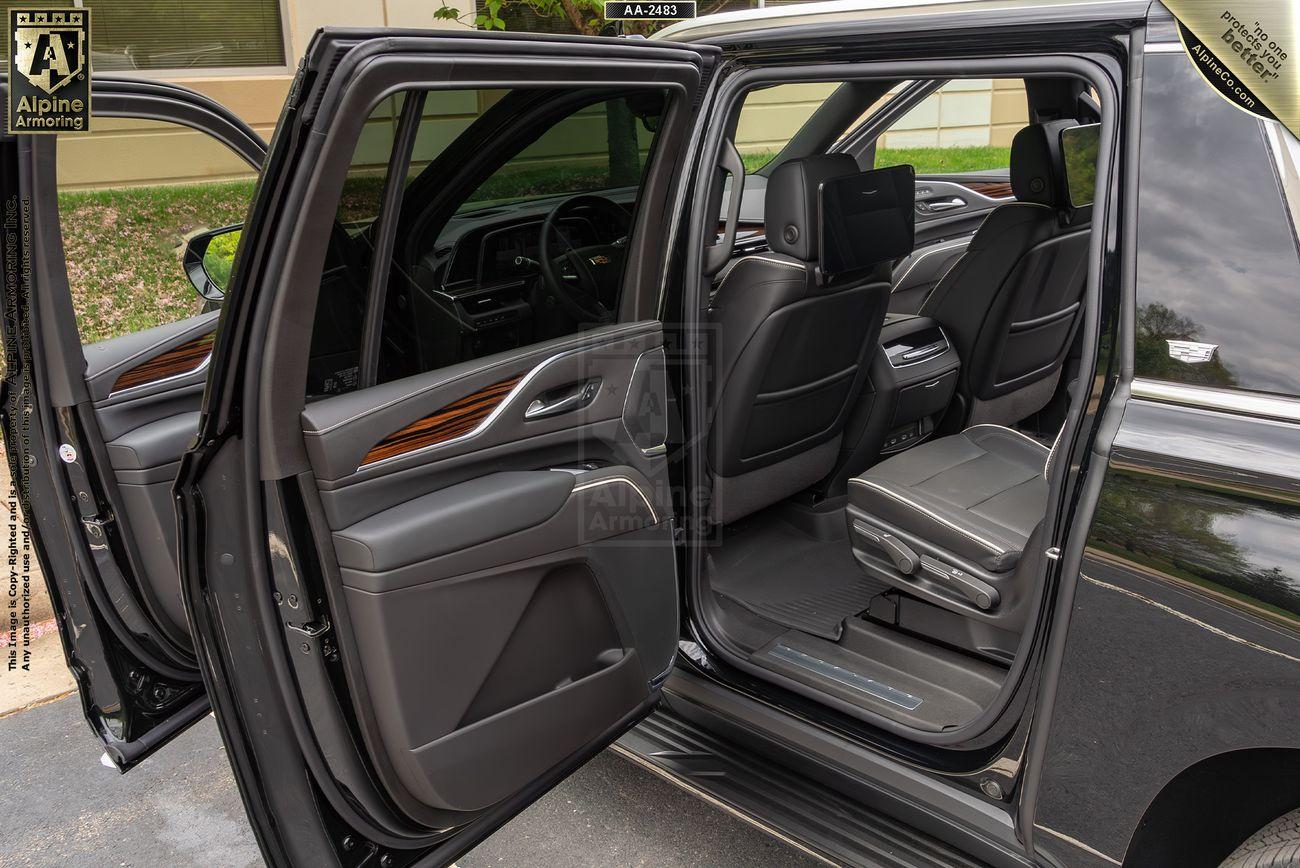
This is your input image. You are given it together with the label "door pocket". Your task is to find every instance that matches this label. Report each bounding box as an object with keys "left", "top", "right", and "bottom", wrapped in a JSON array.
[{"left": 343, "top": 558, "right": 644, "bottom": 812}]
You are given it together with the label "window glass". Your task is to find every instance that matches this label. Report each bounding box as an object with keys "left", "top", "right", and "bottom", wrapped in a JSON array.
[
  {"left": 462, "top": 96, "right": 659, "bottom": 209},
  {"left": 734, "top": 82, "right": 840, "bottom": 173},
  {"left": 875, "top": 79, "right": 1027, "bottom": 175},
  {"left": 1134, "top": 53, "right": 1300, "bottom": 396},
  {"left": 55, "top": 118, "right": 258, "bottom": 344},
  {"left": 80, "top": 0, "right": 284, "bottom": 70},
  {"left": 1061, "top": 123, "right": 1100, "bottom": 207},
  {"left": 306, "top": 87, "right": 670, "bottom": 398}
]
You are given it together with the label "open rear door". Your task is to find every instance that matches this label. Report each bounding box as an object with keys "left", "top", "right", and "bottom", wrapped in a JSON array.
[{"left": 174, "top": 30, "right": 715, "bottom": 866}]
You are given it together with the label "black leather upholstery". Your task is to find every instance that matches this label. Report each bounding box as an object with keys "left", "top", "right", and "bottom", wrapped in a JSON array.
[
  {"left": 707, "top": 155, "right": 893, "bottom": 524},
  {"left": 848, "top": 425, "right": 1049, "bottom": 573},
  {"left": 920, "top": 121, "right": 1090, "bottom": 426},
  {"left": 1009, "top": 120, "right": 1072, "bottom": 207},
  {"left": 765, "top": 153, "right": 857, "bottom": 261}
]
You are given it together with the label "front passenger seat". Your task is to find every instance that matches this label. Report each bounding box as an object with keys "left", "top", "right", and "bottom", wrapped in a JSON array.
[
  {"left": 920, "top": 120, "right": 1091, "bottom": 427},
  {"left": 706, "top": 154, "right": 893, "bottom": 525}
]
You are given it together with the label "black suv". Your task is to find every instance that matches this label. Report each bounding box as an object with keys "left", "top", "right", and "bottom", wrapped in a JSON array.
[{"left": 3, "top": 1, "right": 1298, "bottom": 866}]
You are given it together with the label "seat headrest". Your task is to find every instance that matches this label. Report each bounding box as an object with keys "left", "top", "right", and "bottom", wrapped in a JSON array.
[
  {"left": 765, "top": 154, "right": 860, "bottom": 261},
  {"left": 1010, "top": 119, "right": 1078, "bottom": 208}
]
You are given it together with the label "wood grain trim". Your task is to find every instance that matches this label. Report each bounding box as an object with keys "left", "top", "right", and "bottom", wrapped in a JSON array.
[
  {"left": 110, "top": 331, "right": 216, "bottom": 394},
  {"left": 361, "top": 374, "right": 524, "bottom": 467},
  {"left": 964, "top": 180, "right": 1015, "bottom": 200}
]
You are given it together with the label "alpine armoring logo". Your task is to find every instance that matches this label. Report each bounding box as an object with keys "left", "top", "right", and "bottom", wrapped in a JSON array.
[{"left": 7, "top": 8, "right": 91, "bottom": 134}]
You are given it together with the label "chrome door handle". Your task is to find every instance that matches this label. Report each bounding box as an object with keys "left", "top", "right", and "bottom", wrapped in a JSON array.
[
  {"left": 525, "top": 378, "right": 601, "bottom": 419},
  {"left": 926, "top": 197, "right": 966, "bottom": 212}
]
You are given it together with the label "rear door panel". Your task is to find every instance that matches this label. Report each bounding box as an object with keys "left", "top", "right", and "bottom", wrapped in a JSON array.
[
  {"left": 301, "top": 320, "right": 676, "bottom": 813},
  {"left": 174, "top": 31, "right": 712, "bottom": 863}
]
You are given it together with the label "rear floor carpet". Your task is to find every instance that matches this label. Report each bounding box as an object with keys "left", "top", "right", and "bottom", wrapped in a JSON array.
[{"left": 707, "top": 507, "right": 889, "bottom": 641}]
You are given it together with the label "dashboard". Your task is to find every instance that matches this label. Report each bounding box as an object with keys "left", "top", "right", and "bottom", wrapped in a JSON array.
[
  {"left": 443, "top": 215, "right": 600, "bottom": 291},
  {"left": 379, "top": 194, "right": 634, "bottom": 377}
]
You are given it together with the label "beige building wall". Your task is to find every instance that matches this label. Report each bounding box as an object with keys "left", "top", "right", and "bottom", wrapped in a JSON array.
[
  {"left": 59, "top": 0, "right": 475, "bottom": 189},
  {"left": 59, "top": 1, "right": 1028, "bottom": 190},
  {"left": 733, "top": 78, "right": 1028, "bottom": 158},
  {"left": 877, "top": 79, "right": 1028, "bottom": 149}
]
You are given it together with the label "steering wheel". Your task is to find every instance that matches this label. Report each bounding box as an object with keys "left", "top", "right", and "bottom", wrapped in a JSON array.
[{"left": 539, "top": 194, "right": 630, "bottom": 325}]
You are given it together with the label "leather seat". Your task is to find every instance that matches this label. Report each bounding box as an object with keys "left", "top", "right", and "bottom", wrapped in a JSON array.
[
  {"left": 706, "top": 154, "right": 893, "bottom": 525},
  {"left": 844, "top": 423, "right": 1065, "bottom": 651},
  {"left": 919, "top": 120, "right": 1091, "bottom": 427},
  {"left": 848, "top": 425, "right": 1050, "bottom": 573}
]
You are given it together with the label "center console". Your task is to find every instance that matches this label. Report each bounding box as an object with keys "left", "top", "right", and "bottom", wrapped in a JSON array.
[
  {"left": 875, "top": 313, "right": 959, "bottom": 453},
  {"left": 816, "top": 313, "right": 960, "bottom": 500}
]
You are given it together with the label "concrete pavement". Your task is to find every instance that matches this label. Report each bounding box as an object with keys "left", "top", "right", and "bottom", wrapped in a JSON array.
[{"left": 0, "top": 695, "right": 820, "bottom": 867}]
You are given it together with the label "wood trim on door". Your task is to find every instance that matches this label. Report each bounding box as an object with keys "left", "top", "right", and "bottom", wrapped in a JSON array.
[
  {"left": 963, "top": 180, "right": 1014, "bottom": 200},
  {"left": 361, "top": 374, "right": 525, "bottom": 467},
  {"left": 110, "top": 330, "right": 216, "bottom": 394}
]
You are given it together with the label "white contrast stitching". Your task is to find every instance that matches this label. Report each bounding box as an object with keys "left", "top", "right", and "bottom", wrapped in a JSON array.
[
  {"left": 572, "top": 476, "right": 659, "bottom": 525},
  {"left": 849, "top": 477, "right": 1008, "bottom": 555},
  {"left": 964, "top": 424, "right": 1051, "bottom": 454},
  {"left": 1044, "top": 423, "right": 1065, "bottom": 481}
]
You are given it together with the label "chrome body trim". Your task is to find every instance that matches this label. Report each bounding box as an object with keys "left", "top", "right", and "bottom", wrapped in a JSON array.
[{"left": 1130, "top": 378, "right": 1300, "bottom": 424}]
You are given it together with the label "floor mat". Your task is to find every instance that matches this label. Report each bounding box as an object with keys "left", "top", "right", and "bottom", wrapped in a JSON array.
[{"left": 707, "top": 508, "right": 889, "bottom": 641}]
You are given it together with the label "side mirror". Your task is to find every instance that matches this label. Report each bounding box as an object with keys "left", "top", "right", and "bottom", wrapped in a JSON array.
[{"left": 183, "top": 224, "right": 242, "bottom": 302}]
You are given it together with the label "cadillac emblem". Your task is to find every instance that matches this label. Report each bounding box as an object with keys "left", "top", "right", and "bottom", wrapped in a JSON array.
[
  {"left": 1166, "top": 339, "right": 1219, "bottom": 364},
  {"left": 589, "top": 254, "right": 611, "bottom": 266}
]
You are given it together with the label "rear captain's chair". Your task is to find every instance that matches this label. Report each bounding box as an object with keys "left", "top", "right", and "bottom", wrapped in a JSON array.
[
  {"left": 919, "top": 120, "right": 1091, "bottom": 427},
  {"left": 706, "top": 154, "right": 892, "bottom": 525}
]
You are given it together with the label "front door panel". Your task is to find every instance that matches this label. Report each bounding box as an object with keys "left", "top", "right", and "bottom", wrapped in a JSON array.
[
  {"left": 87, "top": 312, "right": 218, "bottom": 642},
  {"left": 0, "top": 79, "right": 265, "bottom": 767}
]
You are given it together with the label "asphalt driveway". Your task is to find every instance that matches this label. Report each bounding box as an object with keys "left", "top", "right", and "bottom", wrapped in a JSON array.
[{"left": 0, "top": 695, "right": 819, "bottom": 867}]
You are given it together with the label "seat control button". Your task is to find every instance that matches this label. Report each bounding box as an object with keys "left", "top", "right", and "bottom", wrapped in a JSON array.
[
  {"left": 878, "top": 533, "right": 920, "bottom": 575},
  {"left": 920, "top": 555, "right": 999, "bottom": 610}
]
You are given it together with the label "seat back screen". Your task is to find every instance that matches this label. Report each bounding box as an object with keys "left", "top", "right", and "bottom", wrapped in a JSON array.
[
  {"left": 818, "top": 164, "right": 915, "bottom": 278},
  {"left": 1061, "top": 123, "right": 1100, "bottom": 208}
]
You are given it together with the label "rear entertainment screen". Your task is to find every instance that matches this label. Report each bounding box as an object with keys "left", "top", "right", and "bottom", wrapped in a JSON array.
[
  {"left": 818, "top": 164, "right": 915, "bottom": 278},
  {"left": 1061, "top": 123, "right": 1100, "bottom": 208}
]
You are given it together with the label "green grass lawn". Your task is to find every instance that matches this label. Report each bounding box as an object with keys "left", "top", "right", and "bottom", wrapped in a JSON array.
[
  {"left": 56, "top": 146, "right": 1009, "bottom": 347},
  {"left": 58, "top": 179, "right": 255, "bottom": 344},
  {"left": 742, "top": 146, "right": 1010, "bottom": 175}
]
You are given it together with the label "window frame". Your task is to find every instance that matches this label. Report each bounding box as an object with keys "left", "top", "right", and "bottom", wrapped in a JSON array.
[
  {"left": 342, "top": 85, "right": 678, "bottom": 391},
  {"left": 249, "top": 44, "right": 710, "bottom": 476}
]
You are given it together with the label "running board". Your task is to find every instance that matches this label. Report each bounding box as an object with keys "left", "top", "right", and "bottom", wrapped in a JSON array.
[{"left": 615, "top": 708, "right": 990, "bottom": 868}]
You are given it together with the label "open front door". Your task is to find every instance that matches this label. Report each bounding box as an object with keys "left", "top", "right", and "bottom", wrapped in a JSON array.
[
  {"left": 0, "top": 77, "right": 265, "bottom": 767},
  {"left": 175, "top": 30, "right": 714, "bottom": 866}
]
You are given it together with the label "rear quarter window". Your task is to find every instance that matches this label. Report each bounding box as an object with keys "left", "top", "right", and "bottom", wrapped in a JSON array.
[{"left": 1134, "top": 52, "right": 1300, "bottom": 396}]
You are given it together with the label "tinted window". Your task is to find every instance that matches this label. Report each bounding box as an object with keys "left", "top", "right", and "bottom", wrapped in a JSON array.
[
  {"left": 1135, "top": 53, "right": 1300, "bottom": 395},
  {"left": 874, "top": 79, "right": 1027, "bottom": 175},
  {"left": 305, "top": 87, "right": 669, "bottom": 397}
]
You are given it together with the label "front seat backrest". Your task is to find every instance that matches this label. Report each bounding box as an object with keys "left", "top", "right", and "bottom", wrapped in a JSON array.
[
  {"left": 921, "top": 120, "right": 1091, "bottom": 427},
  {"left": 706, "top": 154, "right": 894, "bottom": 525}
]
